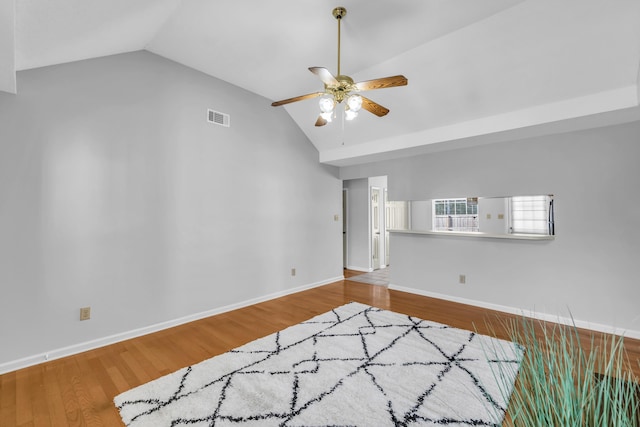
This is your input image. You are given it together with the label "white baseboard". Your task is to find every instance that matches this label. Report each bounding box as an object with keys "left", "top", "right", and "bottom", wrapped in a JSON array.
[
  {"left": 345, "top": 266, "right": 372, "bottom": 272},
  {"left": 0, "top": 276, "right": 343, "bottom": 375},
  {"left": 388, "top": 284, "right": 640, "bottom": 340}
]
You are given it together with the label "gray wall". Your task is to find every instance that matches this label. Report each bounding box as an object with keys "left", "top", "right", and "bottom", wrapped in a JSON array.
[
  {"left": 344, "top": 178, "right": 369, "bottom": 271},
  {"left": 340, "top": 121, "right": 640, "bottom": 337},
  {"left": 0, "top": 51, "right": 343, "bottom": 369},
  {"left": 409, "top": 201, "right": 432, "bottom": 231},
  {"left": 477, "top": 197, "right": 508, "bottom": 234}
]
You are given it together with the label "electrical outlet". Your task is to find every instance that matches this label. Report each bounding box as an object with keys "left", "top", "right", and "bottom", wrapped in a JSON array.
[
  {"left": 486, "top": 213, "right": 491, "bottom": 220},
  {"left": 80, "top": 306, "right": 91, "bottom": 321},
  {"left": 334, "top": 214, "right": 340, "bottom": 221},
  {"left": 291, "top": 268, "right": 296, "bottom": 277},
  {"left": 459, "top": 274, "right": 466, "bottom": 284},
  {"left": 498, "top": 213, "right": 504, "bottom": 219}
]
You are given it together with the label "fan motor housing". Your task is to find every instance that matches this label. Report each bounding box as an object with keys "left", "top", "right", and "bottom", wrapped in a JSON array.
[
  {"left": 332, "top": 7, "right": 346, "bottom": 20},
  {"left": 325, "top": 75, "right": 356, "bottom": 103}
]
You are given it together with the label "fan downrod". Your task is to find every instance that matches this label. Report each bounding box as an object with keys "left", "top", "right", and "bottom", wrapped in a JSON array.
[{"left": 332, "top": 7, "right": 347, "bottom": 76}]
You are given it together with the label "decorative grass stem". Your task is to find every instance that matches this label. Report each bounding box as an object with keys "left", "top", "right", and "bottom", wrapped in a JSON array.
[{"left": 485, "top": 316, "right": 639, "bottom": 426}]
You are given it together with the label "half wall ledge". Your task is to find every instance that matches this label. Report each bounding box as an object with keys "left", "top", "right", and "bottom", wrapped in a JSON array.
[{"left": 388, "top": 229, "right": 555, "bottom": 241}]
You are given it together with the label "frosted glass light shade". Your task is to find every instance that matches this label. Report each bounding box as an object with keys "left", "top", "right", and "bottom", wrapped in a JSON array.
[
  {"left": 319, "top": 96, "right": 335, "bottom": 113},
  {"left": 346, "top": 94, "right": 362, "bottom": 112},
  {"left": 345, "top": 109, "right": 358, "bottom": 121},
  {"left": 320, "top": 111, "right": 333, "bottom": 122}
]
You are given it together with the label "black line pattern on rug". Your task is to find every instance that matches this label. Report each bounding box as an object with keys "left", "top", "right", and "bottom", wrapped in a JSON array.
[{"left": 116, "top": 303, "right": 523, "bottom": 426}]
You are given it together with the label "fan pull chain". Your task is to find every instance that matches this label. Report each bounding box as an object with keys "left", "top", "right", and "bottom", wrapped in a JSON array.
[{"left": 341, "top": 106, "right": 345, "bottom": 145}]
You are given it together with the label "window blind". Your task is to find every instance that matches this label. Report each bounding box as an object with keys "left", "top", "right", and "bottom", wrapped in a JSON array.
[{"left": 510, "top": 195, "right": 552, "bottom": 235}]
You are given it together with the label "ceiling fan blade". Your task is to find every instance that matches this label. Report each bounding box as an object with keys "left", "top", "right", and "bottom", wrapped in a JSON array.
[
  {"left": 271, "top": 92, "right": 325, "bottom": 107},
  {"left": 354, "top": 75, "right": 408, "bottom": 92},
  {"left": 309, "top": 67, "right": 339, "bottom": 86},
  {"left": 361, "top": 96, "right": 390, "bottom": 117},
  {"left": 315, "top": 115, "right": 328, "bottom": 127}
]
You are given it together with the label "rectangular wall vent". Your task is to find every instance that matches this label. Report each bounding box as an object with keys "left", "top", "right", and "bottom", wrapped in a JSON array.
[{"left": 207, "top": 109, "right": 230, "bottom": 127}]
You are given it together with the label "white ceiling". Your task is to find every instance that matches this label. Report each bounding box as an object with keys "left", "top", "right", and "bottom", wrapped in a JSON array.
[{"left": 3, "top": 0, "right": 640, "bottom": 166}]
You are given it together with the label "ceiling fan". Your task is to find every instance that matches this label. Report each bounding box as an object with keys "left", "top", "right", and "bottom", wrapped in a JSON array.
[{"left": 271, "top": 6, "right": 408, "bottom": 127}]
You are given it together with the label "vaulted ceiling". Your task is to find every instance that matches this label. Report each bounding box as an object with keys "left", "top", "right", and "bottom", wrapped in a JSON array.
[{"left": 2, "top": 0, "right": 639, "bottom": 166}]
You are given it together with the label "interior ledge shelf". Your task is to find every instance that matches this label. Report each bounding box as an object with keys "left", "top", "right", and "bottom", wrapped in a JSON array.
[{"left": 388, "top": 229, "right": 555, "bottom": 241}]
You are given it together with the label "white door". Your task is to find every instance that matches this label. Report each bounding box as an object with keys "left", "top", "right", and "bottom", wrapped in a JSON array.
[
  {"left": 343, "top": 189, "right": 348, "bottom": 268},
  {"left": 371, "top": 187, "right": 381, "bottom": 270},
  {"left": 384, "top": 188, "right": 390, "bottom": 267}
]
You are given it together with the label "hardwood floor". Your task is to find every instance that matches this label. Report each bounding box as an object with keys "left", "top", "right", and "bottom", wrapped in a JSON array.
[{"left": 1, "top": 273, "right": 639, "bottom": 426}]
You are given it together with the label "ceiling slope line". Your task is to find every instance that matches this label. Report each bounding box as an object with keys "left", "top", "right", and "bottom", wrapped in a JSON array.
[
  {"left": 141, "top": 0, "right": 183, "bottom": 52},
  {"left": 0, "top": 0, "right": 17, "bottom": 94}
]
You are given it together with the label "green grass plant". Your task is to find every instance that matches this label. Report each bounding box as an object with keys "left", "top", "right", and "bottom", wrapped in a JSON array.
[{"left": 486, "top": 316, "right": 639, "bottom": 426}]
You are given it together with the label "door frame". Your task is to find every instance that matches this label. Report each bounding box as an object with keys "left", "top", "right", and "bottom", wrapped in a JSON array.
[
  {"left": 342, "top": 188, "right": 348, "bottom": 269},
  {"left": 370, "top": 186, "right": 381, "bottom": 271}
]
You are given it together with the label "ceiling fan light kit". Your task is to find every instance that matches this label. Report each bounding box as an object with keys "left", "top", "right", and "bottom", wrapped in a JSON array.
[{"left": 271, "top": 6, "right": 408, "bottom": 127}]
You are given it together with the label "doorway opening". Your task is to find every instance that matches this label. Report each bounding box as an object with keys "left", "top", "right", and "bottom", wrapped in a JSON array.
[{"left": 342, "top": 176, "right": 389, "bottom": 273}]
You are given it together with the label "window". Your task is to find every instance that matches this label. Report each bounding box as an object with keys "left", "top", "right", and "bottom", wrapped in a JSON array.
[
  {"left": 433, "top": 198, "right": 479, "bottom": 232},
  {"left": 510, "top": 195, "right": 554, "bottom": 235}
]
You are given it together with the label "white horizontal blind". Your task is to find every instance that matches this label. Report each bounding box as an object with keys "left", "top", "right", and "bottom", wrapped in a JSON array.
[{"left": 510, "top": 195, "right": 551, "bottom": 234}]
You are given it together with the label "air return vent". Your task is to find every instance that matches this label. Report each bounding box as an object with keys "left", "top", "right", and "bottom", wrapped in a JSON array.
[{"left": 207, "top": 109, "right": 230, "bottom": 127}]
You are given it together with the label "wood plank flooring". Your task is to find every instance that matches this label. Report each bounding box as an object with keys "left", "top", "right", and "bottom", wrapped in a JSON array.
[{"left": 1, "top": 272, "right": 639, "bottom": 426}]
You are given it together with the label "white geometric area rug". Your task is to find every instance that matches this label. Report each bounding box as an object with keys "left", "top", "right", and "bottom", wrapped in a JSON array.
[{"left": 115, "top": 302, "right": 523, "bottom": 426}]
